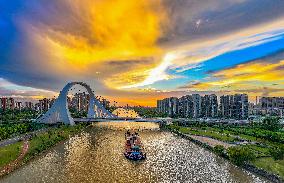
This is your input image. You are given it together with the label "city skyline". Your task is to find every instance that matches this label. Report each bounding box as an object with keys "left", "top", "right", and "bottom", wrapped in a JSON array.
[{"left": 1, "top": 1, "right": 284, "bottom": 106}]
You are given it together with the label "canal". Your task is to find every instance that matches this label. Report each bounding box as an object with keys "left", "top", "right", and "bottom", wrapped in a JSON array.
[{"left": 0, "top": 122, "right": 270, "bottom": 183}]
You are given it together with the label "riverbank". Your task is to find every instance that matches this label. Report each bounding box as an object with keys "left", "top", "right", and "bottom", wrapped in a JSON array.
[
  {"left": 0, "top": 141, "right": 29, "bottom": 176},
  {"left": 165, "top": 124, "right": 284, "bottom": 183},
  {"left": 0, "top": 124, "right": 88, "bottom": 178}
]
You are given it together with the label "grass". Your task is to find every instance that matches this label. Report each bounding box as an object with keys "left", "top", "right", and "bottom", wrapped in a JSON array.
[
  {"left": 171, "top": 125, "right": 238, "bottom": 142},
  {"left": 253, "top": 157, "right": 284, "bottom": 179},
  {"left": 0, "top": 142, "right": 23, "bottom": 168},
  {"left": 168, "top": 124, "right": 284, "bottom": 180},
  {"left": 244, "top": 144, "right": 270, "bottom": 157},
  {"left": 23, "top": 124, "right": 86, "bottom": 162}
]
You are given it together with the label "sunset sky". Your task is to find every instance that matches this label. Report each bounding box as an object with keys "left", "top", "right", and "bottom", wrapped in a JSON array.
[{"left": 1, "top": 0, "right": 284, "bottom": 106}]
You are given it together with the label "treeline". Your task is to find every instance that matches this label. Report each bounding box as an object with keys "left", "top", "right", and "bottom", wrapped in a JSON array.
[
  {"left": 69, "top": 107, "right": 87, "bottom": 118},
  {"left": 131, "top": 107, "right": 167, "bottom": 118},
  {"left": 176, "top": 117, "right": 284, "bottom": 143},
  {"left": 0, "top": 122, "right": 47, "bottom": 141},
  {"left": 225, "top": 127, "right": 284, "bottom": 144},
  {"left": 0, "top": 109, "right": 38, "bottom": 122}
]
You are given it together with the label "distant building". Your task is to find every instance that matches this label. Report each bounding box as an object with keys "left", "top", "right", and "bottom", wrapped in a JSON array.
[
  {"left": 201, "top": 94, "right": 218, "bottom": 118},
  {"left": 15, "top": 102, "right": 22, "bottom": 110},
  {"left": 219, "top": 94, "right": 248, "bottom": 119},
  {"left": 157, "top": 98, "right": 170, "bottom": 116},
  {"left": 169, "top": 97, "right": 179, "bottom": 117},
  {"left": 260, "top": 97, "right": 284, "bottom": 109},
  {"left": 258, "top": 97, "right": 284, "bottom": 117},
  {"left": 25, "top": 102, "right": 33, "bottom": 110},
  {"left": 178, "top": 95, "right": 193, "bottom": 118},
  {"left": 192, "top": 94, "right": 201, "bottom": 118},
  {"left": 70, "top": 92, "right": 90, "bottom": 112},
  {"left": 0, "top": 97, "right": 15, "bottom": 110},
  {"left": 7, "top": 98, "right": 15, "bottom": 110},
  {"left": 39, "top": 98, "right": 51, "bottom": 112},
  {"left": 0, "top": 98, "right": 7, "bottom": 110},
  {"left": 157, "top": 93, "right": 247, "bottom": 119},
  {"left": 101, "top": 98, "right": 110, "bottom": 109},
  {"left": 220, "top": 95, "right": 230, "bottom": 117}
]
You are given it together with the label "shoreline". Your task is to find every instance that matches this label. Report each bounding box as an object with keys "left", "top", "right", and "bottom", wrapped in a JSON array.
[
  {"left": 0, "top": 124, "right": 89, "bottom": 179},
  {"left": 165, "top": 128, "right": 284, "bottom": 183},
  {"left": 0, "top": 140, "right": 29, "bottom": 177}
]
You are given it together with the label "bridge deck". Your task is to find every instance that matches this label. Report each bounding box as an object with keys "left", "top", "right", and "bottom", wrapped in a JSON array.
[{"left": 73, "top": 118, "right": 162, "bottom": 123}]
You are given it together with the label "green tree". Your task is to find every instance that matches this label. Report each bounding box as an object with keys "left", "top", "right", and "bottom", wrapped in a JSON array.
[
  {"left": 213, "top": 145, "right": 226, "bottom": 157},
  {"left": 269, "top": 146, "right": 284, "bottom": 160},
  {"left": 227, "top": 146, "right": 256, "bottom": 166},
  {"left": 261, "top": 117, "right": 281, "bottom": 131}
]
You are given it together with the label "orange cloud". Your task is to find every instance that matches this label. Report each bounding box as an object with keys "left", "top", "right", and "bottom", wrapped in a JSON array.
[
  {"left": 19, "top": 0, "right": 167, "bottom": 90},
  {"left": 186, "top": 59, "right": 284, "bottom": 97}
]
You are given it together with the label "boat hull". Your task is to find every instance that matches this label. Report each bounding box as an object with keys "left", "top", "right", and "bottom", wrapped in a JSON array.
[{"left": 124, "top": 152, "right": 146, "bottom": 161}]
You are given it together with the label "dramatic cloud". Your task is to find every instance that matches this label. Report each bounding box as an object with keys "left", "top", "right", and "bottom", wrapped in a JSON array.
[
  {"left": 1, "top": 0, "right": 284, "bottom": 105},
  {"left": 181, "top": 51, "right": 284, "bottom": 99},
  {"left": 128, "top": 19, "right": 284, "bottom": 88}
]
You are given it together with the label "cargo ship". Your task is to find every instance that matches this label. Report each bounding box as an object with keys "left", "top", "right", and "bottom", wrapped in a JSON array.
[{"left": 124, "top": 131, "right": 146, "bottom": 160}]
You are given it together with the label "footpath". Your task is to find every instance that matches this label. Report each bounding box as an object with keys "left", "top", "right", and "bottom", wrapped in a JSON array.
[
  {"left": 186, "top": 134, "right": 235, "bottom": 148},
  {"left": 0, "top": 140, "right": 29, "bottom": 177},
  {"left": 0, "top": 128, "right": 48, "bottom": 148}
]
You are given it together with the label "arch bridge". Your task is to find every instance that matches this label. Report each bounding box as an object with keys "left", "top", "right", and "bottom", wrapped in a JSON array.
[{"left": 37, "top": 82, "right": 116, "bottom": 125}]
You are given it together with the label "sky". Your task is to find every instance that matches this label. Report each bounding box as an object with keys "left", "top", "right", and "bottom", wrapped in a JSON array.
[{"left": 1, "top": 0, "right": 284, "bottom": 106}]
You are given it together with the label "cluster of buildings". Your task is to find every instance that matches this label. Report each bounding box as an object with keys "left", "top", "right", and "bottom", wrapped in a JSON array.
[
  {"left": 157, "top": 94, "right": 249, "bottom": 119},
  {"left": 158, "top": 94, "right": 284, "bottom": 119},
  {"left": 0, "top": 97, "right": 55, "bottom": 112},
  {"left": 250, "top": 97, "right": 284, "bottom": 117},
  {"left": 0, "top": 93, "right": 110, "bottom": 113},
  {"left": 67, "top": 92, "right": 110, "bottom": 112}
]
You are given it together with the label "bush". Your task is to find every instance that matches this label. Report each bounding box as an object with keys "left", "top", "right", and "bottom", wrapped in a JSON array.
[
  {"left": 261, "top": 117, "right": 281, "bottom": 131},
  {"left": 227, "top": 146, "right": 256, "bottom": 166},
  {"left": 213, "top": 145, "right": 226, "bottom": 157},
  {"left": 269, "top": 146, "right": 284, "bottom": 160}
]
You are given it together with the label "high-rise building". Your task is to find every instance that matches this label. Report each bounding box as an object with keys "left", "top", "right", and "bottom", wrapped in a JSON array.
[
  {"left": 210, "top": 94, "right": 218, "bottom": 117},
  {"left": 101, "top": 98, "right": 110, "bottom": 109},
  {"left": 201, "top": 94, "right": 218, "bottom": 118},
  {"left": 15, "top": 102, "right": 22, "bottom": 110},
  {"left": 220, "top": 94, "right": 248, "bottom": 119},
  {"left": 157, "top": 93, "right": 247, "bottom": 119},
  {"left": 157, "top": 97, "right": 179, "bottom": 117},
  {"left": 38, "top": 98, "right": 51, "bottom": 112},
  {"left": 0, "top": 98, "right": 5, "bottom": 110},
  {"left": 157, "top": 99, "right": 162, "bottom": 113},
  {"left": 192, "top": 94, "right": 201, "bottom": 118},
  {"left": 25, "top": 102, "right": 33, "bottom": 109},
  {"left": 70, "top": 92, "right": 90, "bottom": 112},
  {"left": 169, "top": 97, "right": 179, "bottom": 117},
  {"left": 157, "top": 98, "right": 170, "bottom": 116},
  {"left": 258, "top": 97, "right": 284, "bottom": 116},
  {"left": 260, "top": 97, "right": 284, "bottom": 109},
  {"left": 240, "top": 94, "right": 249, "bottom": 119},
  {"left": 178, "top": 95, "right": 193, "bottom": 118},
  {"left": 220, "top": 95, "right": 230, "bottom": 117},
  {"left": 7, "top": 98, "right": 15, "bottom": 110}
]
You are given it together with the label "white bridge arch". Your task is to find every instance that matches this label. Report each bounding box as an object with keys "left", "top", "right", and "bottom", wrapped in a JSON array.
[{"left": 37, "top": 82, "right": 116, "bottom": 125}]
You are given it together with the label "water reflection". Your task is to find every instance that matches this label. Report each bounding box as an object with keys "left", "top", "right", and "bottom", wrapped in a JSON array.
[{"left": 0, "top": 122, "right": 270, "bottom": 183}]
